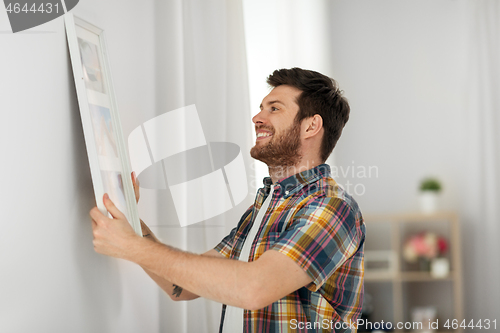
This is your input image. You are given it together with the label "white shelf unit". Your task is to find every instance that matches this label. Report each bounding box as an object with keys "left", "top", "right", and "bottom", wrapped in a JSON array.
[{"left": 363, "top": 212, "right": 464, "bottom": 333}]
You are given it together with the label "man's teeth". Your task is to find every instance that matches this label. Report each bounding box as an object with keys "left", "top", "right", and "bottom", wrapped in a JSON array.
[{"left": 257, "top": 132, "right": 272, "bottom": 138}]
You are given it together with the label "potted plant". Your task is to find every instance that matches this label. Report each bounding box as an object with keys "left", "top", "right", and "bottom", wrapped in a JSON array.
[{"left": 419, "top": 177, "right": 442, "bottom": 213}]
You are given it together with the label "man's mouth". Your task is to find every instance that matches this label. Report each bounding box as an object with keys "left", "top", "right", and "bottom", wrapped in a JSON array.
[{"left": 256, "top": 131, "right": 273, "bottom": 140}]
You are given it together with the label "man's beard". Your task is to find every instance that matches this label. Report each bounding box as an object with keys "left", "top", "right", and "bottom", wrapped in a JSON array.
[{"left": 250, "top": 121, "right": 302, "bottom": 169}]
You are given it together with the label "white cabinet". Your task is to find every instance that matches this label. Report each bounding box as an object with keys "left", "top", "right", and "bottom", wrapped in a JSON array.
[{"left": 363, "top": 212, "right": 463, "bottom": 333}]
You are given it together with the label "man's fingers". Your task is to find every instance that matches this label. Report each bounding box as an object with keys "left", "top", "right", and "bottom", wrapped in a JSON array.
[
  {"left": 91, "top": 213, "right": 99, "bottom": 230},
  {"left": 90, "top": 207, "right": 107, "bottom": 225},
  {"left": 140, "top": 219, "right": 150, "bottom": 234},
  {"left": 131, "top": 171, "right": 140, "bottom": 203},
  {"left": 103, "top": 193, "right": 125, "bottom": 219},
  {"left": 132, "top": 171, "right": 140, "bottom": 188}
]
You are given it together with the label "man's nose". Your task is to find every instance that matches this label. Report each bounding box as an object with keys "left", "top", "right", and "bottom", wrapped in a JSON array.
[{"left": 252, "top": 109, "right": 266, "bottom": 125}]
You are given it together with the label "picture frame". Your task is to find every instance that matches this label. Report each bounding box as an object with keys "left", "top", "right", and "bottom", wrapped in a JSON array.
[{"left": 64, "top": 13, "right": 142, "bottom": 236}]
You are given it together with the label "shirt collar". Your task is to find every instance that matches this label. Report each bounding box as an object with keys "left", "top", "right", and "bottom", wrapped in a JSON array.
[{"left": 261, "top": 164, "right": 331, "bottom": 198}]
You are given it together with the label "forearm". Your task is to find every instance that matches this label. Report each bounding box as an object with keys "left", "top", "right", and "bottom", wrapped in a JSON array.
[
  {"left": 142, "top": 266, "right": 200, "bottom": 301},
  {"left": 92, "top": 200, "right": 310, "bottom": 311},
  {"left": 129, "top": 239, "right": 257, "bottom": 309},
  {"left": 140, "top": 227, "right": 199, "bottom": 300}
]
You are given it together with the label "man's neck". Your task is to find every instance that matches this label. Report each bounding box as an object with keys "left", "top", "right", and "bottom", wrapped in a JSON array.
[{"left": 268, "top": 161, "right": 322, "bottom": 184}]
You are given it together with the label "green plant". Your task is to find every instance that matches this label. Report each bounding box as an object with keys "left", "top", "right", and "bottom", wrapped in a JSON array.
[{"left": 420, "top": 178, "right": 442, "bottom": 192}]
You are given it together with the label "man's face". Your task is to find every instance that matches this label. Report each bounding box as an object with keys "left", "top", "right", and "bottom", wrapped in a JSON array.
[{"left": 250, "top": 85, "right": 303, "bottom": 169}]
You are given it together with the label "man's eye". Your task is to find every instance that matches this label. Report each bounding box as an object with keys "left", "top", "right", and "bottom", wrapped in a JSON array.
[{"left": 271, "top": 107, "right": 279, "bottom": 112}]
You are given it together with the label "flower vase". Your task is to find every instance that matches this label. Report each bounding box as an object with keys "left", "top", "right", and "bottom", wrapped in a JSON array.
[{"left": 431, "top": 258, "right": 450, "bottom": 278}]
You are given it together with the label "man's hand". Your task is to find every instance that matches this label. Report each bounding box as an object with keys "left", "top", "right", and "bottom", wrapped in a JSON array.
[
  {"left": 90, "top": 193, "right": 144, "bottom": 260},
  {"left": 132, "top": 171, "right": 140, "bottom": 203},
  {"left": 140, "top": 219, "right": 159, "bottom": 242},
  {"left": 130, "top": 171, "right": 159, "bottom": 242}
]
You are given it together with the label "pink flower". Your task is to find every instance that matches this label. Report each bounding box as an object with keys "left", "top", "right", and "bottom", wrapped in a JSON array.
[{"left": 403, "top": 232, "right": 448, "bottom": 263}]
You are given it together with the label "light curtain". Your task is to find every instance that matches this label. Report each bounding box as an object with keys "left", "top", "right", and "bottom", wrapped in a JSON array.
[
  {"left": 242, "top": 0, "right": 336, "bottom": 180},
  {"left": 461, "top": 0, "right": 500, "bottom": 323},
  {"left": 138, "top": 0, "right": 256, "bottom": 332}
]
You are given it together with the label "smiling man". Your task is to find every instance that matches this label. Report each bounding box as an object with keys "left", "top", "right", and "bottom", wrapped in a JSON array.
[{"left": 90, "top": 68, "right": 365, "bottom": 333}]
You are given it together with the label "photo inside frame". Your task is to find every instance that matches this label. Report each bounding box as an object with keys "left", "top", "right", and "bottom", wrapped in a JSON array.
[{"left": 78, "top": 38, "right": 106, "bottom": 93}]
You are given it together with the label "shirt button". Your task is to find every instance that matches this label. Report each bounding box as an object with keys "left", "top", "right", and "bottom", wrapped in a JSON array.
[{"left": 285, "top": 191, "right": 289, "bottom": 195}]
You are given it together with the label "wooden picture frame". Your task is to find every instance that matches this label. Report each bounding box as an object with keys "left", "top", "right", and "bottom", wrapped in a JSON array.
[{"left": 65, "top": 13, "right": 141, "bottom": 236}]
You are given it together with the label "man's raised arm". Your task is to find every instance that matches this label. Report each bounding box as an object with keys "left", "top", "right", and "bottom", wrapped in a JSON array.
[
  {"left": 140, "top": 228, "right": 224, "bottom": 302},
  {"left": 90, "top": 194, "right": 312, "bottom": 310}
]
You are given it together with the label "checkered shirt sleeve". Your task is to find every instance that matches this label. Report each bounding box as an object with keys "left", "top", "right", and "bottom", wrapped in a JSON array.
[{"left": 271, "top": 196, "right": 362, "bottom": 292}]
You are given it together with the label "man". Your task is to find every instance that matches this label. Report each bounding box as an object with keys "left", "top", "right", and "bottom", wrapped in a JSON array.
[{"left": 90, "top": 68, "right": 365, "bottom": 332}]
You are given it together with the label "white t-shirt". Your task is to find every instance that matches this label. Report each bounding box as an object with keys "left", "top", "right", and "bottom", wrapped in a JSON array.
[{"left": 222, "top": 185, "right": 275, "bottom": 333}]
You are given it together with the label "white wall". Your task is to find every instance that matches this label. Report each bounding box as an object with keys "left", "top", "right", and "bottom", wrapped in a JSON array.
[
  {"left": 0, "top": 1, "right": 159, "bottom": 332},
  {"left": 327, "top": 0, "right": 498, "bottom": 324},
  {"left": 329, "top": 0, "right": 468, "bottom": 214}
]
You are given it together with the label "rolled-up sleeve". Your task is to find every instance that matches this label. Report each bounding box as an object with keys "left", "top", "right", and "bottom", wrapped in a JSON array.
[
  {"left": 214, "top": 227, "right": 238, "bottom": 259},
  {"left": 214, "top": 206, "right": 254, "bottom": 259},
  {"left": 271, "top": 196, "right": 361, "bottom": 291}
]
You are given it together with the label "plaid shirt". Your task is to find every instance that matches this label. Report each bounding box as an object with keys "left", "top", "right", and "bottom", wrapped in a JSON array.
[{"left": 215, "top": 164, "right": 365, "bottom": 333}]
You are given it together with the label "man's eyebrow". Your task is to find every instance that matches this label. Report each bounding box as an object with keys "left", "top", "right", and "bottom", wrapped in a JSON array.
[{"left": 260, "top": 100, "right": 286, "bottom": 109}]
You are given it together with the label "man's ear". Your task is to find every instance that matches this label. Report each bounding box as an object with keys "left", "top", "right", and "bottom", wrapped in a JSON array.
[{"left": 303, "top": 114, "right": 323, "bottom": 139}]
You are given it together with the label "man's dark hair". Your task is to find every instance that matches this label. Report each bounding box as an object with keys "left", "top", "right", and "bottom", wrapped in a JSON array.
[{"left": 266, "top": 68, "right": 350, "bottom": 162}]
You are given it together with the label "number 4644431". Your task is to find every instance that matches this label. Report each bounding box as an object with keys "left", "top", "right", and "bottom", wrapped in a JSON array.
[
  {"left": 444, "top": 319, "right": 496, "bottom": 330},
  {"left": 6, "top": 2, "right": 60, "bottom": 14}
]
